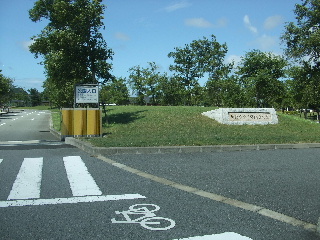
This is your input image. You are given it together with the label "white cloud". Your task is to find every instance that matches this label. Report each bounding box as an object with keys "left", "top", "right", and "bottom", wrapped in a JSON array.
[
  {"left": 15, "top": 78, "right": 44, "bottom": 91},
  {"left": 20, "top": 40, "right": 35, "bottom": 51},
  {"left": 185, "top": 17, "right": 227, "bottom": 28},
  {"left": 243, "top": 15, "right": 258, "bottom": 34},
  {"left": 185, "top": 18, "right": 213, "bottom": 28},
  {"left": 165, "top": 0, "right": 191, "bottom": 12},
  {"left": 226, "top": 55, "right": 242, "bottom": 66},
  {"left": 114, "top": 32, "right": 130, "bottom": 41},
  {"left": 255, "top": 34, "right": 277, "bottom": 50},
  {"left": 264, "top": 15, "right": 284, "bottom": 30},
  {"left": 214, "top": 17, "right": 228, "bottom": 28}
]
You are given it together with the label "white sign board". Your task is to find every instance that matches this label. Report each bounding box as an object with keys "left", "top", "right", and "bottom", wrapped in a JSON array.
[{"left": 75, "top": 85, "right": 99, "bottom": 104}]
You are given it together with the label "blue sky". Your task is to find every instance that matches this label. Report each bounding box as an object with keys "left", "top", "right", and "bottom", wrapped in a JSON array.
[{"left": 0, "top": 0, "right": 300, "bottom": 91}]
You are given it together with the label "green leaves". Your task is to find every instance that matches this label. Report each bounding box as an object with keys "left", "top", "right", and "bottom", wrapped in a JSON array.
[
  {"left": 168, "top": 34, "right": 229, "bottom": 105},
  {"left": 29, "top": 0, "right": 113, "bottom": 107},
  {"left": 282, "top": 0, "right": 320, "bottom": 65},
  {"left": 0, "top": 71, "right": 14, "bottom": 105},
  {"left": 281, "top": 0, "right": 320, "bottom": 110},
  {"left": 100, "top": 77, "right": 129, "bottom": 105},
  {"left": 237, "top": 50, "right": 287, "bottom": 108}
]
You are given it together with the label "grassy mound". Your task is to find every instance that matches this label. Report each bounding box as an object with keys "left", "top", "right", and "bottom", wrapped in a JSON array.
[{"left": 80, "top": 106, "right": 320, "bottom": 147}]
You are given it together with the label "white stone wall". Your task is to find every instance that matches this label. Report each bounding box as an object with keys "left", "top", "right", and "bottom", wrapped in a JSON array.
[{"left": 202, "top": 108, "right": 278, "bottom": 125}]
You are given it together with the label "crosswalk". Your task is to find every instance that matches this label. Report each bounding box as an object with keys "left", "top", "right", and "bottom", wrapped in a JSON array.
[
  {"left": 0, "top": 156, "right": 146, "bottom": 208},
  {"left": 8, "top": 157, "right": 43, "bottom": 200},
  {"left": 63, "top": 156, "right": 102, "bottom": 196}
]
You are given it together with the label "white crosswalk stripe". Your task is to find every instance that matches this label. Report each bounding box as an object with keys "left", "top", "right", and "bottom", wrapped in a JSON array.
[
  {"left": 0, "top": 156, "right": 146, "bottom": 207},
  {"left": 8, "top": 157, "right": 43, "bottom": 200},
  {"left": 63, "top": 156, "right": 102, "bottom": 196}
]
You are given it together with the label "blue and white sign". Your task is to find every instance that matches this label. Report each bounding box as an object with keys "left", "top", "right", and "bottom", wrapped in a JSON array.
[{"left": 75, "top": 85, "right": 99, "bottom": 104}]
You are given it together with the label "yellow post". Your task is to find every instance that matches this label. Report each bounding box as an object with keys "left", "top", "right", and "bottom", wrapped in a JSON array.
[
  {"left": 87, "top": 108, "right": 102, "bottom": 136},
  {"left": 73, "top": 109, "right": 87, "bottom": 136},
  {"left": 60, "top": 108, "right": 102, "bottom": 139},
  {"left": 61, "top": 108, "right": 73, "bottom": 138}
]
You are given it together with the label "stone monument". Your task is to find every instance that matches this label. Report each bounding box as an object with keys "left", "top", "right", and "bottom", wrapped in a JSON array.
[{"left": 202, "top": 108, "right": 278, "bottom": 125}]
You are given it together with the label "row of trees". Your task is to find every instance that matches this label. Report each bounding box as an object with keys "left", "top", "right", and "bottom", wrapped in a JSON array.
[
  {"left": 0, "top": 0, "right": 316, "bottom": 109},
  {"left": 122, "top": 43, "right": 288, "bottom": 108},
  {"left": 0, "top": 70, "right": 43, "bottom": 107},
  {"left": 105, "top": 0, "right": 320, "bottom": 110}
]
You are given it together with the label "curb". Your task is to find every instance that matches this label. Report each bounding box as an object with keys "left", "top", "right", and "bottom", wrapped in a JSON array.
[
  {"left": 49, "top": 114, "right": 62, "bottom": 141},
  {"left": 64, "top": 137, "right": 320, "bottom": 155}
]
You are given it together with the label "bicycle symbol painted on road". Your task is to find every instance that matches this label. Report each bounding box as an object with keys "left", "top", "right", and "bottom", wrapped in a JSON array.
[{"left": 111, "top": 204, "right": 176, "bottom": 231}]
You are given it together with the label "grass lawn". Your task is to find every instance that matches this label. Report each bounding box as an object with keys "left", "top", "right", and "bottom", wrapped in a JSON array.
[{"left": 75, "top": 105, "right": 320, "bottom": 147}]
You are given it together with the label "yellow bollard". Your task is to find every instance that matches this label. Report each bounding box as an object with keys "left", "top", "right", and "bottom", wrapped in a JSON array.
[
  {"left": 61, "top": 108, "right": 74, "bottom": 138},
  {"left": 61, "top": 108, "right": 101, "bottom": 140},
  {"left": 87, "top": 109, "right": 102, "bottom": 136},
  {"left": 73, "top": 109, "right": 87, "bottom": 136}
]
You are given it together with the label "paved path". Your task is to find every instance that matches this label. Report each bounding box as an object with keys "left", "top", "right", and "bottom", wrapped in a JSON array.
[{"left": 0, "top": 109, "right": 58, "bottom": 141}]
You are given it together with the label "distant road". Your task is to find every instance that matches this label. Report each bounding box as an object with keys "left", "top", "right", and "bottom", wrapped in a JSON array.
[{"left": 0, "top": 109, "right": 58, "bottom": 142}]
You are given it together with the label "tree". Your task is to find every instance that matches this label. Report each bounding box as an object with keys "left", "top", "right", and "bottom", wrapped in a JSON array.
[
  {"left": 127, "top": 62, "right": 161, "bottom": 105},
  {"left": 204, "top": 63, "right": 236, "bottom": 107},
  {"left": 12, "top": 88, "right": 30, "bottom": 107},
  {"left": 288, "top": 63, "right": 320, "bottom": 113},
  {"left": 128, "top": 65, "right": 146, "bottom": 105},
  {"left": 205, "top": 74, "right": 245, "bottom": 107},
  {"left": 282, "top": 0, "right": 320, "bottom": 113},
  {"left": 29, "top": 0, "right": 113, "bottom": 107},
  {"left": 28, "top": 88, "right": 42, "bottom": 106},
  {"left": 281, "top": 0, "right": 320, "bottom": 67},
  {"left": 100, "top": 77, "right": 129, "bottom": 105},
  {"left": 156, "top": 74, "right": 185, "bottom": 105},
  {"left": 168, "top": 35, "right": 228, "bottom": 105},
  {"left": 237, "top": 50, "right": 287, "bottom": 108},
  {"left": 0, "top": 70, "right": 14, "bottom": 106},
  {"left": 142, "top": 62, "right": 160, "bottom": 105},
  {"left": 168, "top": 43, "right": 200, "bottom": 104}
]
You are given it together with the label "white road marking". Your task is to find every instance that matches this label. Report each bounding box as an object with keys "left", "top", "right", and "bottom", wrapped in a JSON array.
[
  {"left": 63, "top": 156, "right": 102, "bottom": 196},
  {"left": 112, "top": 204, "right": 176, "bottom": 231},
  {"left": 172, "top": 232, "right": 252, "bottom": 240},
  {"left": 7, "top": 157, "right": 43, "bottom": 200},
  {"left": 0, "top": 159, "right": 3, "bottom": 164},
  {"left": 0, "top": 194, "right": 146, "bottom": 208}
]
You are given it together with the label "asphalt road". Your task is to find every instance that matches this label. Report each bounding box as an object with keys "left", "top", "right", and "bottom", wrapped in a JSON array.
[
  {"left": 0, "top": 109, "right": 58, "bottom": 141},
  {"left": 0, "top": 109, "right": 319, "bottom": 239}
]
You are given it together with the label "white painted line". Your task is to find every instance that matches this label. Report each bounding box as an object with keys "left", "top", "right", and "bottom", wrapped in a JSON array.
[
  {"left": 0, "top": 159, "right": 3, "bottom": 165},
  {"left": 7, "top": 157, "right": 43, "bottom": 200},
  {"left": 172, "top": 232, "right": 252, "bottom": 240},
  {"left": 63, "top": 156, "right": 102, "bottom": 196},
  {"left": 98, "top": 155, "right": 318, "bottom": 232},
  {"left": 0, "top": 194, "right": 146, "bottom": 208}
]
